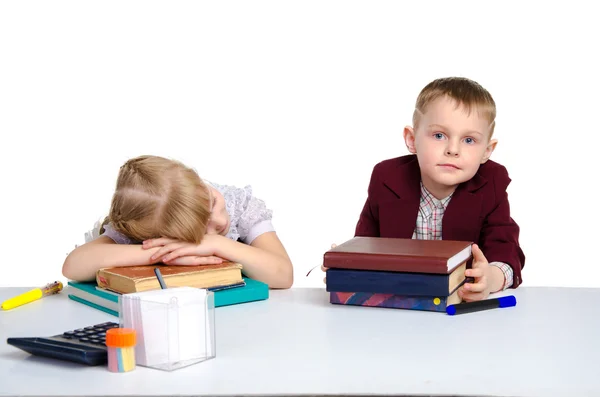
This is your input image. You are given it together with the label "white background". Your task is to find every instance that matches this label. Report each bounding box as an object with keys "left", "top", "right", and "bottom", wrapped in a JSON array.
[{"left": 1, "top": 1, "right": 598, "bottom": 288}]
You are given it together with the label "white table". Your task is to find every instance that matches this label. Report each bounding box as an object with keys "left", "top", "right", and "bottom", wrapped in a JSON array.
[{"left": 1, "top": 286, "right": 599, "bottom": 397}]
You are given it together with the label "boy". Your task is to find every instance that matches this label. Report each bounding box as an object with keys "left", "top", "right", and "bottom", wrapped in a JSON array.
[{"left": 353, "top": 77, "right": 525, "bottom": 301}]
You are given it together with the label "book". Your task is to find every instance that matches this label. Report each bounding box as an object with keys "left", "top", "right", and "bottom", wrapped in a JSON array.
[
  {"left": 212, "top": 277, "right": 269, "bottom": 307},
  {"left": 67, "top": 280, "right": 119, "bottom": 316},
  {"left": 96, "top": 262, "right": 243, "bottom": 294},
  {"left": 330, "top": 289, "right": 461, "bottom": 312},
  {"left": 326, "top": 261, "right": 467, "bottom": 296},
  {"left": 67, "top": 277, "right": 268, "bottom": 317},
  {"left": 323, "top": 237, "right": 472, "bottom": 274}
]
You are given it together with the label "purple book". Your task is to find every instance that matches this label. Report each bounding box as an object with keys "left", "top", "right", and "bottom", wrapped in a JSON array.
[{"left": 330, "top": 290, "right": 461, "bottom": 312}]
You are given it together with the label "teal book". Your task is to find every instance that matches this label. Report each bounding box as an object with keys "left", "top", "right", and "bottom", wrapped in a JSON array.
[
  {"left": 214, "top": 277, "right": 269, "bottom": 307},
  {"left": 67, "top": 280, "right": 119, "bottom": 316},
  {"left": 68, "top": 294, "right": 119, "bottom": 317},
  {"left": 67, "top": 277, "right": 269, "bottom": 317}
]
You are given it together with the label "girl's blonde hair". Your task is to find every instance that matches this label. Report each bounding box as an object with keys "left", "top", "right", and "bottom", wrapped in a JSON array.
[{"left": 100, "top": 155, "right": 211, "bottom": 244}]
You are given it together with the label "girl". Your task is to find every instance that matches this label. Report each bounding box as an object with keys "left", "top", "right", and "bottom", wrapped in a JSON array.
[{"left": 62, "top": 155, "right": 294, "bottom": 289}]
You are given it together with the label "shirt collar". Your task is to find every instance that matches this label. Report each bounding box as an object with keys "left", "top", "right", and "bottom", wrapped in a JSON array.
[{"left": 420, "top": 181, "right": 453, "bottom": 211}]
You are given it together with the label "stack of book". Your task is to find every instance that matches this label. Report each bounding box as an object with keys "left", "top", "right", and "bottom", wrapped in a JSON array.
[
  {"left": 324, "top": 237, "right": 473, "bottom": 312},
  {"left": 67, "top": 261, "right": 269, "bottom": 316}
]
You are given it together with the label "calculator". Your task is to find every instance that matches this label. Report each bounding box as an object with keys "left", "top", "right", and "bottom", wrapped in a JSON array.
[{"left": 6, "top": 321, "right": 119, "bottom": 366}]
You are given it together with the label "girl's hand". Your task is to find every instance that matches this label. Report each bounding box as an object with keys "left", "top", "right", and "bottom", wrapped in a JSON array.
[
  {"left": 142, "top": 236, "right": 223, "bottom": 265},
  {"left": 160, "top": 255, "right": 223, "bottom": 266}
]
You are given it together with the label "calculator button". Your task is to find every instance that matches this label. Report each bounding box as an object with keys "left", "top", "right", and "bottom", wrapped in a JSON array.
[
  {"left": 79, "top": 337, "right": 90, "bottom": 342},
  {"left": 74, "top": 333, "right": 86, "bottom": 337}
]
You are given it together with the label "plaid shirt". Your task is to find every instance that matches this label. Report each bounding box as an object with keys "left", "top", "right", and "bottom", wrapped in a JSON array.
[{"left": 412, "top": 182, "right": 513, "bottom": 290}]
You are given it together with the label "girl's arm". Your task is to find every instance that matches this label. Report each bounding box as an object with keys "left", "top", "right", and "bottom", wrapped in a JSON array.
[
  {"left": 212, "top": 233, "right": 293, "bottom": 289},
  {"left": 62, "top": 236, "right": 162, "bottom": 282},
  {"left": 145, "top": 233, "right": 294, "bottom": 289}
]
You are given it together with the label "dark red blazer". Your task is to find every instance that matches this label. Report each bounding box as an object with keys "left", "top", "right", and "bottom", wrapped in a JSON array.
[{"left": 355, "top": 154, "right": 525, "bottom": 288}]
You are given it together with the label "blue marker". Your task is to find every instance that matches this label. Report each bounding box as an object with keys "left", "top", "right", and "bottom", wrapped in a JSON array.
[
  {"left": 446, "top": 295, "right": 516, "bottom": 315},
  {"left": 154, "top": 268, "right": 167, "bottom": 289}
]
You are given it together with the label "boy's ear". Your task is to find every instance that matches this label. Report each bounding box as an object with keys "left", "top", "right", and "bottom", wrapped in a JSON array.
[
  {"left": 403, "top": 126, "right": 417, "bottom": 154},
  {"left": 481, "top": 138, "right": 498, "bottom": 163}
]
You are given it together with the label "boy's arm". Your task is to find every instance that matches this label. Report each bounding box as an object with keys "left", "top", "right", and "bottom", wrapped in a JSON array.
[
  {"left": 489, "top": 262, "right": 513, "bottom": 291},
  {"left": 355, "top": 166, "right": 381, "bottom": 237},
  {"left": 62, "top": 236, "right": 162, "bottom": 282},
  {"left": 479, "top": 168, "right": 525, "bottom": 288},
  {"left": 355, "top": 196, "right": 380, "bottom": 237}
]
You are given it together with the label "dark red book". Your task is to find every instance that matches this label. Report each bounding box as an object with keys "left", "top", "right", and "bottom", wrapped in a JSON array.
[{"left": 323, "top": 237, "right": 472, "bottom": 274}]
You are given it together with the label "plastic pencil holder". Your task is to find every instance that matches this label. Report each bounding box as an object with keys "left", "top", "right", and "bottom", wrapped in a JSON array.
[
  {"left": 105, "top": 328, "right": 137, "bottom": 373},
  {"left": 118, "top": 287, "right": 216, "bottom": 372}
]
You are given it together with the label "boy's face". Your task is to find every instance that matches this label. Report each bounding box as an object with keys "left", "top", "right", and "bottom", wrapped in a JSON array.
[{"left": 403, "top": 96, "right": 497, "bottom": 198}]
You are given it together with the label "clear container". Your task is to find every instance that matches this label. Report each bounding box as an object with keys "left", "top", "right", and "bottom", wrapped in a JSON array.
[
  {"left": 118, "top": 287, "right": 215, "bottom": 371},
  {"left": 105, "top": 328, "right": 137, "bottom": 372}
]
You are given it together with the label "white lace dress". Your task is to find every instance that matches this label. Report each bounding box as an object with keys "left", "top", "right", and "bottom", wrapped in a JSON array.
[{"left": 86, "top": 181, "right": 275, "bottom": 246}]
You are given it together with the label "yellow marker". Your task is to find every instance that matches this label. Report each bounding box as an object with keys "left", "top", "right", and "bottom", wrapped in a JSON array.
[
  {"left": 433, "top": 297, "right": 441, "bottom": 305},
  {"left": 1, "top": 281, "right": 63, "bottom": 310}
]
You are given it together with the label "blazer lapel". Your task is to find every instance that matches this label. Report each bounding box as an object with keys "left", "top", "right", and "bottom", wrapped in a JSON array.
[
  {"left": 442, "top": 171, "right": 487, "bottom": 242},
  {"left": 378, "top": 156, "right": 422, "bottom": 238}
]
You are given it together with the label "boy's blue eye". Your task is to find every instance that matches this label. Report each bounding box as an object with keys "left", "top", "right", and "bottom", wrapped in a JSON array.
[
  {"left": 465, "top": 137, "right": 475, "bottom": 144},
  {"left": 434, "top": 133, "right": 444, "bottom": 140}
]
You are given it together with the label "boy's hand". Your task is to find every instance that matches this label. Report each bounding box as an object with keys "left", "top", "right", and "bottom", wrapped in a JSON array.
[
  {"left": 458, "top": 244, "right": 493, "bottom": 302},
  {"left": 142, "top": 235, "right": 224, "bottom": 265}
]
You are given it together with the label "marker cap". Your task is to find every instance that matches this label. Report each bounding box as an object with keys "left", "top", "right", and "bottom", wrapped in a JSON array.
[
  {"left": 105, "top": 328, "right": 136, "bottom": 347},
  {"left": 498, "top": 295, "right": 517, "bottom": 308}
]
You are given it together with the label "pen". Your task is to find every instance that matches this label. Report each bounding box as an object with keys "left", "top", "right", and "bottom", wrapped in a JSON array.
[
  {"left": 446, "top": 295, "right": 516, "bottom": 315},
  {"left": 154, "top": 268, "right": 167, "bottom": 289},
  {"left": 1, "top": 281, "right": 63, "bottom": 310}
]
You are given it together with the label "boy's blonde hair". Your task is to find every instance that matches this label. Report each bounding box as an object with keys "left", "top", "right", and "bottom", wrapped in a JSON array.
[
  {"left": 412, "top": 77, "right": 497, "bottom": 137},
  {"left": 101, "top": 155, "right": 211, "bottom": 244}
]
